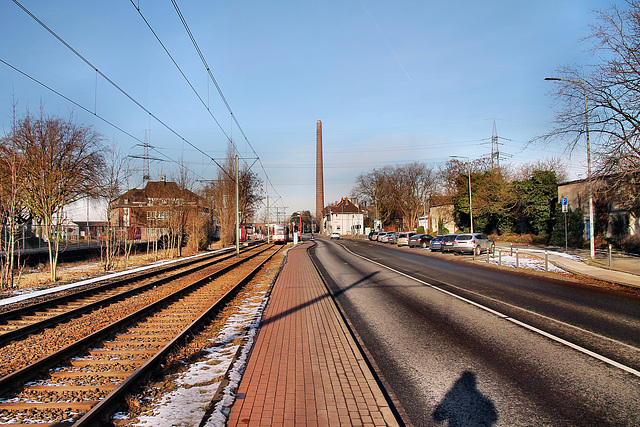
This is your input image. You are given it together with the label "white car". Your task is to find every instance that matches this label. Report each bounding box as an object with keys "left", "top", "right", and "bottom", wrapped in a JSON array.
[
  {"left": 330, "top": 232, "right": 340, "bottom": 239},
  {"left": 397, "top": 232, "right": 416, "bottom": 246}
]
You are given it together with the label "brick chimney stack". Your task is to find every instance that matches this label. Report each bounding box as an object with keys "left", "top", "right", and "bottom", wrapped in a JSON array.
[{"left": 316, "top": 120, "right": 324, "bottom": 233}]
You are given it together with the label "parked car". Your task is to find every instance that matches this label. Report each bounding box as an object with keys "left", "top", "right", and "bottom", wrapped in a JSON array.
[
  {"left": 408, "top": 234, "right": 433, "bottom": 248},
  {"left": 376, "top": 232, "right": 388, "bottom": 242},
  {"left": 397, "top": 232, "right": 416, "bottom": 246},
  {"left": 440, "top": 234, "right": 458, "bottom": 253},
  {"left": 429, "top": 235, "right": 445, "bottom": 251},
  {"left": 330, "top": 232, "right": 340, "bottom": 239},
  {"left": 386, "top": 232, "right": 398, "bottom": 244},
  {"left": 453, "top": 233, "right": 494, "bottom": 255},
  {"left": 368, "top": 231, "right": 380, "bottom": 241}
]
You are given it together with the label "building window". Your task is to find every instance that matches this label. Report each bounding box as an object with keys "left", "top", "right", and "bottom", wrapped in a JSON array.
[{"left": 147, "top": 211, "right": 168, "bottom": 221}]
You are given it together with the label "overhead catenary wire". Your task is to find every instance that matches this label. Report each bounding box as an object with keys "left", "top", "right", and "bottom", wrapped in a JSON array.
[
  {"left": 11, "top": 0, "right": 285, "bottom": 209},
  {"left": 168, "top": 0, "right": 285, "bottom": 208},
  {"left": 1, "top": 56, "right": 211, "bottom": 183},
  {"left": 130, "top": 0, "right": 285, "bottom": 208},
  {"left": 0, "top": 57, "right": 206, "bottom": 180},
  {"left": 170, "top": 0, "right": 246, "bottom": 155},
  {"left": 128, "top": 0, "right": 234, "bottom": 151},
  {"left": 10, "top": 0, "right": 219, "bottom": 174}
]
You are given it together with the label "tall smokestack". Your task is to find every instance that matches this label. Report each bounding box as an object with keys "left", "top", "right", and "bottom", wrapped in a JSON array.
[{"left": 316, "top": 120, "right": 324, "bottom": 232}]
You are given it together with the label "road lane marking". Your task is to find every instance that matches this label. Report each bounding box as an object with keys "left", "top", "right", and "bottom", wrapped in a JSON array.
[{"left": 339, "top": 243, "right": 640, "bottom": 378}]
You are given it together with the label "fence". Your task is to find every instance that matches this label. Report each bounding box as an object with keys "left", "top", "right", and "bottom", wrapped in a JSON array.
[{"left": 0, "top": 224, "right": 170, "bottom": 254}]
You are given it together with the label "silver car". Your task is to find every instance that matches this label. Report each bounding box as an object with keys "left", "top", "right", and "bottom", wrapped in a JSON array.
[
  {"left": 377, "top": 232, "right": 389, "bottom": 243},
  {"left": 453, "top": 233, "right": 494, "bottom": 255},
  {"left": 397, "top": 232, "right": 416, "bottom": 246}
]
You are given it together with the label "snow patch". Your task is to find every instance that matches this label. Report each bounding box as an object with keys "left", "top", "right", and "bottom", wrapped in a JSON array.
[{"left": 120, "top": 284, "right": 270, "bottom": 427}]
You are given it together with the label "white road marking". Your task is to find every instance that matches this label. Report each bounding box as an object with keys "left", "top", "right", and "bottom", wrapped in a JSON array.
[{"left": 339, "top": 243, "right": 640, "bottom": 378}]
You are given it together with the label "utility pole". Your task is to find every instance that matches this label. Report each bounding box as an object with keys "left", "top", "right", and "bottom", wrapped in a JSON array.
[
  {"left": 545, "top": 77, "right": 595, "bottom": 259},
  {"left": 235, "top": 154, "right": 240, "bottom": 257},
  {"left": 491, "top": 120, "right": 500, "bottom": 169},
  {"left": 266, "top": 195, "right": 270, "bottom": 243}
]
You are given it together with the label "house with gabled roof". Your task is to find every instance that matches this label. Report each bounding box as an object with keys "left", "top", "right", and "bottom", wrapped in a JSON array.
[
  {"left": 558, "top": 174, "right": 639, "bottom": 239},
  {"left": 322, "top": 197, "right": 365, "bottom": 236},
  {"left": 110, "top": 179, "right": 209, "bottom": 236}
]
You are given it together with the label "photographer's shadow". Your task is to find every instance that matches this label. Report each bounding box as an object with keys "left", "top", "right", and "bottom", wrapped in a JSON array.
[{"left": 433, "top": 370, "right": 498, "bottom": 427}]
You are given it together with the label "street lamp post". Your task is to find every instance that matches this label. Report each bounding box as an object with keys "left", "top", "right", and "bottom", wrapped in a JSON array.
[
  {"left": 291, "top": 211, "right": 303, "bottom": 244},
  {"left": 451, "top": 156, "right": 473, "bottom": 234},
  {"left": 545, "top": 77, "right": 595, "bottom": 259}
]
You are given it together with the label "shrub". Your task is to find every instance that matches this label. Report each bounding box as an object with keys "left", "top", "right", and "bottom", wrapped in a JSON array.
[
  {"left": 416, "top": 226, "right": 425, "bottom": 235},
  {"left": 490, "top": 233, "right": 536, "bottom": 244},
  {"left": 621, "top": 235, "right": 640, "bottom": 255}
]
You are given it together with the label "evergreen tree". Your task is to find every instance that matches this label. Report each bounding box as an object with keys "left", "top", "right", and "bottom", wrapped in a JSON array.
[{"left": 550, "top": 208, "right": 586, "bottom": 248}]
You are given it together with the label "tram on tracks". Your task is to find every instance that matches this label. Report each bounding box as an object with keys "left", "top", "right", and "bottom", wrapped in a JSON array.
[
  {"left": 271, "top": 224, "right": 290, "bottom": 244},
  {"left": 239, "top": 223, "right": 254, "bottom": 242}
]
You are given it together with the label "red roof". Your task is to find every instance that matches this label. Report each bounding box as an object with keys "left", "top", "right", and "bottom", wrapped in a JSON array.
[{"left": 323, "top": 197, "right": 363, "bottom": 215}]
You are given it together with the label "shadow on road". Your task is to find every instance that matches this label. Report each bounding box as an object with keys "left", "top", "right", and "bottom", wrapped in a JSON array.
[{"left": 433, "top": 370, "right": 498, "bottom": 427}]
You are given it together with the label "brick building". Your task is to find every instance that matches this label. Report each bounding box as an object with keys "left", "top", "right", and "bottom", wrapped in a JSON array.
[{"left": 111, "top": 179, "right": 209, "bottom": 240}]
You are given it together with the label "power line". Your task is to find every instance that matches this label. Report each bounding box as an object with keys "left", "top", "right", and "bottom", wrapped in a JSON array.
[
  {"left": 168, "top": 0, "right": 284, "bottom": 207},
  {"left": 11, "top": 0, "right": 285, "bottom": 210},
  {"left": 131, "top": 0, "right": 285, "bottom": 208},
  {"left": 128, "top": 0, "right": 233, "bottom": 149},
  {"left": 11, "top": 0, "right": 217, "bottom": 168},
  {"left": 0, "top": 58, "right": 206, "bottom": 183},
  {"left": 170, "top": 0, "right": 245, "bottom": 154}
]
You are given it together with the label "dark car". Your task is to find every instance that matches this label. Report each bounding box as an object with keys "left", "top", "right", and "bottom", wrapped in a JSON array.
[
  {"left": 429, "top": 235, "right": 445, "bottom": 251},
  {"left": 368, "top": 231, "right": 380, "bottom": 241},
  {"left": 440, "top": 234, "right": 458, "bottom": 253},
  {"left": 408, "top": 234, "right": 433, "bottom": 248},
  {"left": 385, "top": 232, "right": 398, "bottom": 244}
]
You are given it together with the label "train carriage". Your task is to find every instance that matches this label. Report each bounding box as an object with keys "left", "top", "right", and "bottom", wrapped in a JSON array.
[
  {"left": 271, "top": 224, "right": 290, "bottom": 244},
  {"left": 239, "top": 223, "right": 254, "bottom": 242}
]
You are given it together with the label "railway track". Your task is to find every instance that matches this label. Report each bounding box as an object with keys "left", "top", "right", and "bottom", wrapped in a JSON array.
[
  {"left": 0, "top": 243, "right": 283, "bottom": 426},
  {"left": 0, "top": 243, "right": 260, "bottom": 347}
]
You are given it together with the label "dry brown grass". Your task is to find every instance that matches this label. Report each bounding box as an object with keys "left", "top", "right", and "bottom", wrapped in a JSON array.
[{"left": 1, "top": 242, "right": 226, "bottom": 297}]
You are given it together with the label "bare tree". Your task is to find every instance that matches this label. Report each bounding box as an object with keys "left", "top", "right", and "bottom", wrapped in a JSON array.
[
  {"left": 353, "top": 166, "right": 397, "bottom": 228},
  {"left": 204, "top": 142, "right": 263, "bottom": 247},
  {"left": 542, "top": 1, "right": 640, "bottom": 205},
  {"left": 0, "top": 98, "right": 30, "bottom": 288},
  {"left": 100, "top": 142, "right": 131, "bottom": 271},
  {"left": 515, "top": 157, "right": 568, "bottom": 184},
  {"left": 394, "top": 162, "right": 437, "bottom": 230},
  {"left": 167, "top": 159, "right": 193, "bottom": 257},
  {"left": 239, "top": 166, "right": 263, "bottom": 224},
  {"left": 12, "top": 108, "right": 105, "bottom": 281},
  {"left": 353, "top": 162, "right": 436, "bottom": 230}
]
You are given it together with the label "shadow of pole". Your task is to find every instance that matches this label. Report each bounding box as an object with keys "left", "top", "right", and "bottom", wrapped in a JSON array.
[
  {"left": 433, "top": 370, "right": 498, "bottom": 427},
  {"left": 258, "top": 269, "right": 380, "bottom": 328}
]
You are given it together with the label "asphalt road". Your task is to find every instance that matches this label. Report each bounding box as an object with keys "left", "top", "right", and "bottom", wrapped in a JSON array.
[{"left": 308, "top": 236, "right": 640, "bottom": 427}]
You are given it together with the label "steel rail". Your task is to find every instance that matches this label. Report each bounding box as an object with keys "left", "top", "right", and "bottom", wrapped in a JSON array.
[
  {"left": 0, "top": 243, "right": 262, "bottom": 347},
  {"left": 0, "top": 244, "right": 274, "bottom": 395},
  {"left": 74, "top": 244, "right": 282, "bottom": 426}
]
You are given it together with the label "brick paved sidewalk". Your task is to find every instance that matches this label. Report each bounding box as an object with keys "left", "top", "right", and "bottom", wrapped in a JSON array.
[{"left": 226, "top": 242, "right": 398, "bottom": 426}]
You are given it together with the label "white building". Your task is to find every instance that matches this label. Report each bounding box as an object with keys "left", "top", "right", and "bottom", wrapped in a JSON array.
[{"left": 323, "top": 197, "right": 365, "bottom": 236}]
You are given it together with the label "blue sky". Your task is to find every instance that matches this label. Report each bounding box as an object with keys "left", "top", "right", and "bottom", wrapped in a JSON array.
[{"left": 0, "top": 1, "right": 626, "bottom": 220}]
